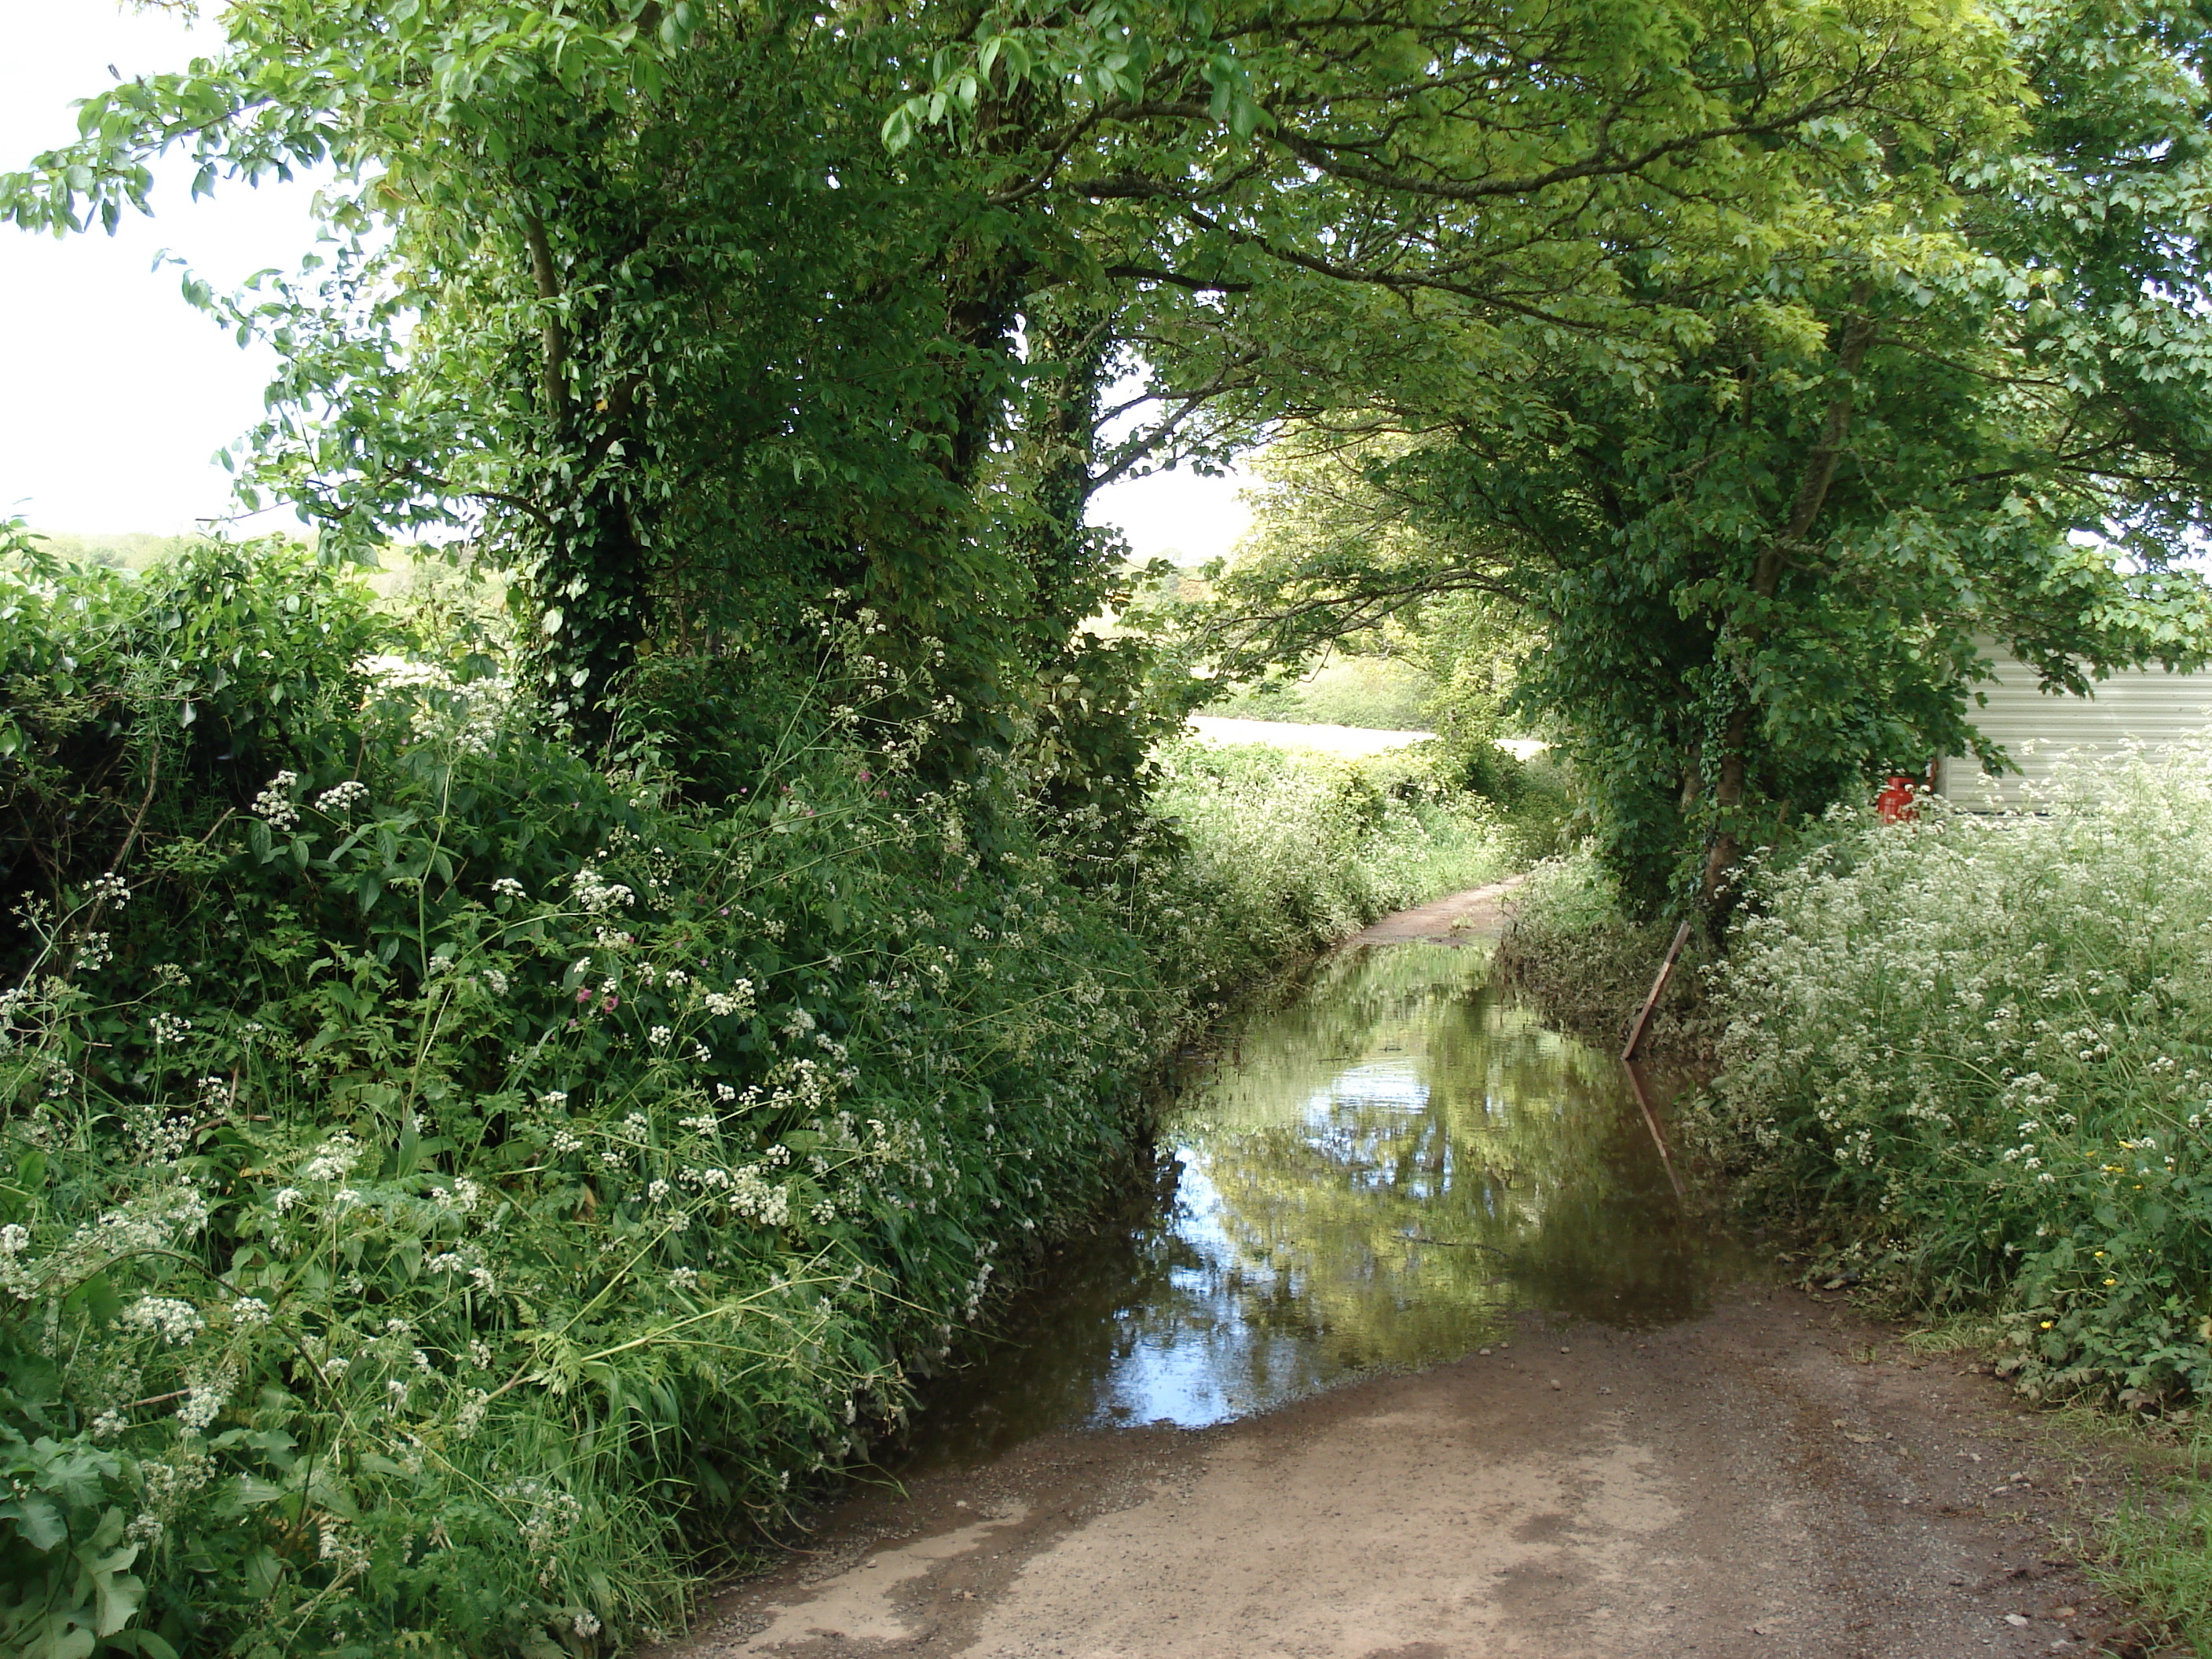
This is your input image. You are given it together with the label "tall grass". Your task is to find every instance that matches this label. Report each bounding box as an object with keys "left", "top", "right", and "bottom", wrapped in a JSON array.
[{"left": 1196, "top": 655, "right": 1435, "bottom": 730}]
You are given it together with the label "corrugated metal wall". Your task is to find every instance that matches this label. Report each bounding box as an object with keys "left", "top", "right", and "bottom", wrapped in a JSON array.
[{"left": 1934, "top": 645, "right": 2212, "bottom": 808}]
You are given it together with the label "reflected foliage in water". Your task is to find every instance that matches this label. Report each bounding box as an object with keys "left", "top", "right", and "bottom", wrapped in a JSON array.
[{"left": 910, "top": 943, "right": 1730, "bottom": 1461}]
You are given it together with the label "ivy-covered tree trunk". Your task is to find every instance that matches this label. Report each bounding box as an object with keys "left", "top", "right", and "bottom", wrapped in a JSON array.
[{"left": 1013, "top": 305, "right": 1114, "bottom": 641}]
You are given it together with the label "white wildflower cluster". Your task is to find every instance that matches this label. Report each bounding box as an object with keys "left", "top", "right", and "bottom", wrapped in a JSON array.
[
  {"left": 453, "top": 1387, "right": 490, "bottom": 1441},
  {"left": 491, "top": 876, "right": 528, "bottom": 901},
  {"left": 366, "top": 658, "right": 515, "bottom": 757},
  {"left": 1705, "top": 744, "right": 2212, "bottom": 1385},
  {"left": 0, "top": 1223, "right": 29, "bottom": 1302},
  {"left": 130, "top": 1453, "right": 214, "bottom": 1551},
  {"left": 148, "top": 1011, "right": 192, "bottom": 1046},
  {"left": 87, "top": 872, "right": 130, "bottom": 908},
  {"left": 72, "top": 930, "right": 112, "bottom": 972},
  {"left": 703, "top": 980, "right": 756, "bottom": 1017},
  {"left": 501, "top": 1478, "right": 584, "bottom": 1584},
  {"left": 123, "top": 1100, "right": 199, "bottom": 1164},
  {"left": 683, "top": 1162, "right": 793, "bottom": 1227},
  {"left": 251, "top": 771, "right": 302, "bottom": 831},
  {"left": 319, "top": 1518, "right": 371, "bottom": 1578},
  {"left": 24, "top": 1189, "right": 213, "bottom": 1308},
  {"left": 316, "top": 778, "right": 370, "bottom": 815},
  {"left": 300, "top": 1133, "right": 366, "bottom": 1182},
  {"left": 123, "top": 1295, "right": 206, "bottom": 1345},
  {"left": 176, "top": 1359, "right": 238, "bottom": 1433},
  {"left": 572, "top": 866, "right": 635, "bottom": 914}
]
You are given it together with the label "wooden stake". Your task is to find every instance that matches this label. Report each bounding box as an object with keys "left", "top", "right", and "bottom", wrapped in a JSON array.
[
  {"left": 1621, "top": 918, "right": 1694, "bottom": 1063},
  {"left": 1623, "top": 1060, "right": 1687, "bottom": 1202}
]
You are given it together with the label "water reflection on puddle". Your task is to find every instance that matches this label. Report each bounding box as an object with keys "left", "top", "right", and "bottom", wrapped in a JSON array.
[{"left": 906, "top": 942, "right": 1736, "bottom": 1463}]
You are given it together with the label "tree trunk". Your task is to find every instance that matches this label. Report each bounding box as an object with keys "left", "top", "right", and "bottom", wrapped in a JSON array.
[{"left": 1700, "top": 291, "right": 1877, "bottom": 908}]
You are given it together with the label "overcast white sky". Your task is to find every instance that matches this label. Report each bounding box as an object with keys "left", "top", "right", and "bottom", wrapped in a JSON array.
[{"left": 2, "top": 1, "right": 1248, "bottom": 560}]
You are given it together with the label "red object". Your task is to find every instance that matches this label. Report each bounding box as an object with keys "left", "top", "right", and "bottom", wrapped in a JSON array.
[{"left": 1875, "top": 775, "right": 1918, "bottom": 823}]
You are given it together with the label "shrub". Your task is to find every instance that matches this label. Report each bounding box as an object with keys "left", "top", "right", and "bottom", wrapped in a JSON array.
[
  {"left": 1697, "top": 747, "right": 2212, "bottom": 1407},
  {"left": 0, "top": 540, "right": 1175, "bottom": 1655}
]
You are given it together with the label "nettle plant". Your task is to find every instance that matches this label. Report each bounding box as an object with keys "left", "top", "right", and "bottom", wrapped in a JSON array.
[
  {"left": 0, "top": 544, "right": 1163, "bottom": 1656},
  {"left": 1701, "top": 746, "right": 2212, "bottom": 1407}
]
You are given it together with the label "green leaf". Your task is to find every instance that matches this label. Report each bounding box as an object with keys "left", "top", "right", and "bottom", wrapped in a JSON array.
[{"left": 0, "top": 1492, "right": 68, "bottom": 1551}]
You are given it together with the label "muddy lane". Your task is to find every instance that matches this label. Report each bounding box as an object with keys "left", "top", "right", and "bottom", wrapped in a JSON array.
[{"left": 649, "top": 890, "right": 2133, "bottom": 1659}]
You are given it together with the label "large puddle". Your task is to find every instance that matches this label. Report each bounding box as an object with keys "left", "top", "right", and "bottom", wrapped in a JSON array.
[{"left": 905, "top": 941, "right": 1738, "bottom": 1467}]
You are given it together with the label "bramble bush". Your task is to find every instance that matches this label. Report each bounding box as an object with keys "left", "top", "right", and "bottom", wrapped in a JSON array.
[
  {"left": 0, "top": 530, "right": 1508, "bottom": 1657},
  {"left": 1696, "top": 747, "right": 2212, "bottom": 1408}
]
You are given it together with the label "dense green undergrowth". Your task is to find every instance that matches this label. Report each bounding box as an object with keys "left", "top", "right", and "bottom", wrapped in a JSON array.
[
  {"left": 1147, "top": 739, "right": 1519, "bottom": 998},
  {"left": 0, "top": 540, "right": 1511, "bottom": 1658},
  {"left": 1491, "top": 854, "right": 1720, "bottom": 1060},
  {"left": 1696, "top": 751, "right": 2212, "bottom": 1410}
]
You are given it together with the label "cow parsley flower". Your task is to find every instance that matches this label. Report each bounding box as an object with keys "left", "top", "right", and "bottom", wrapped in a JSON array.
[
  {"left": 251, "top": 771, "right": 302, "bottom": 831},
  {"left": 123, "top": 1295, "right": 204, "bottom": 1344},
  {"left": 315, "top": 779, "right": 369, "bottom": 815}
]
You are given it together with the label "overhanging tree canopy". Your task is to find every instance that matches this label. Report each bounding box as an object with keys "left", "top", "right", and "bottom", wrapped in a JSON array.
[
  {"left": 4, "top": 0, "right": 2023, "bottom": 761},
  {"left": 1178, "top": 0, "right": 2212, "bottom": 911}
]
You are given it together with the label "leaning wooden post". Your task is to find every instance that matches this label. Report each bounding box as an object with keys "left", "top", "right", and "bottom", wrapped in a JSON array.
[{"left": 1621, "top": 919, "right": 1694, "bottom": 1063}]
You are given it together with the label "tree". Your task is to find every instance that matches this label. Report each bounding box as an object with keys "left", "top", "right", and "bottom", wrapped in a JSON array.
[
  {"left": 1185, "top": 0, "right": 2212, "bottom": 916},
  {"left": 4, "top": 0, "right": 2023, "bottom": 775}
]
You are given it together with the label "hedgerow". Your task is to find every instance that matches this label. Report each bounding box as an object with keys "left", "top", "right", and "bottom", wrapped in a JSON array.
[
  {"left": 1143, "top": 738, "right": 1516, "bottom": 996},
  {"left": 1697, "top": 747, "right": 2212, "bottom": 1408},
  {"left": 0, "top": 534, "right": 1507, "bottom": 1657}
]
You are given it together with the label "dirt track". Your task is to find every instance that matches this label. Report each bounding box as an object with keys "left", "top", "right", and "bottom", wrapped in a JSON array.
[
  {"left": 646, "top": 886, "right": 2166, "bottom": 1659},
  {"left": 1336, "top": 875, "right": 1529, "bottom": 949},
  {"left": 656, "top": 1291, "right": 2157, "bottom": 1658}
]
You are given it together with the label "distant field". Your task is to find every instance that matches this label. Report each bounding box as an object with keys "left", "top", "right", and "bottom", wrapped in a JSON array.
[
  {"left": 1185, "top": 716, "right": 1547, "bottom": 760},
  {"left": 1184, "top": 716, "right": 1436, "bottom": 756},
  {"left": 1196, "top": 654, "right": 1434, "bottom": 729}
]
